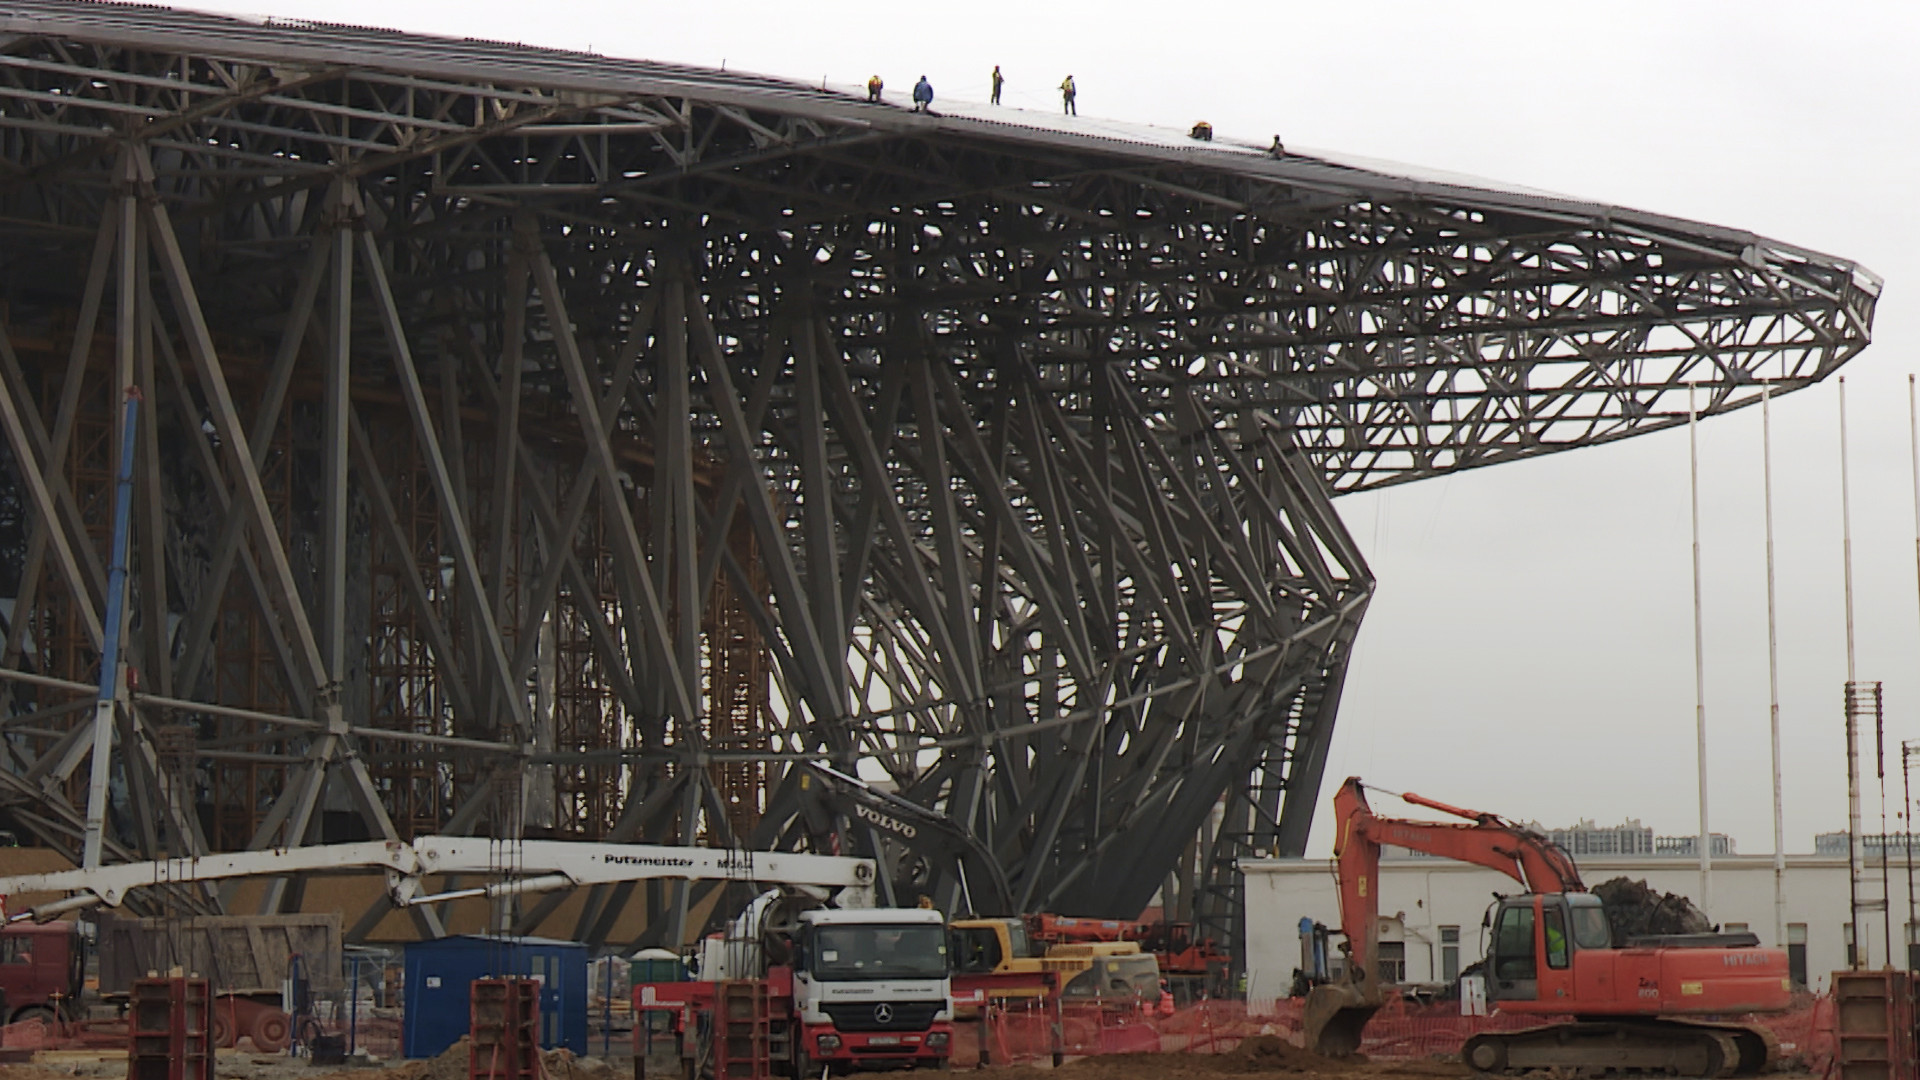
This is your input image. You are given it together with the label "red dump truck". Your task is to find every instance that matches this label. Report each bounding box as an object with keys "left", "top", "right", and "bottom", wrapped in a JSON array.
[
  {"left": 97, "top": 914, "right": 341, "bottom": 1051},
  {"left": 0, "top": 922, "right": 84, "bottom": 1025},
  {"left": 0, "top": 913, "right": 338, "bottom": 1050}
]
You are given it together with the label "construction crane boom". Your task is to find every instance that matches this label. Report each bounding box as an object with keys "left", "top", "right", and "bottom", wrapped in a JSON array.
[{"left": 0, "top": 838, "right": 875, "bottom": 921}]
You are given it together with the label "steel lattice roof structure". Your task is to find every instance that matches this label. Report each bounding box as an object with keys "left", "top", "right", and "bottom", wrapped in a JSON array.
[{"left": 0, "top": 0, "right": 1879, "bottom": 953}]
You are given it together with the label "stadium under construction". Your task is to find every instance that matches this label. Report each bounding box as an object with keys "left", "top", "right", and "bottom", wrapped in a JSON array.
[{"left": 0, "top": 0, "right": 1880, "bottom": 962}]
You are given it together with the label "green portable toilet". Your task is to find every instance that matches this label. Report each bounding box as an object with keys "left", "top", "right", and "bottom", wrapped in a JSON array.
[{"left": 629, "top": 946, "right": 685, "bottom": 986}]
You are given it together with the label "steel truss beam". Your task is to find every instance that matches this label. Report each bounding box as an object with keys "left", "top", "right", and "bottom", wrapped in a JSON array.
[{"left": 0, "top": 3, "right": 1877, "bottom": 961}]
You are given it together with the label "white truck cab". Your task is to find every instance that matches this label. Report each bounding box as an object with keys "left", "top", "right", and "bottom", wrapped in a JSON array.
[{"left": 791, "top": 907, "right": 953, "bottom": 1071}]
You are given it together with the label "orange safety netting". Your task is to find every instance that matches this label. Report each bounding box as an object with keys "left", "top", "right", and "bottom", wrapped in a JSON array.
[
  {"left": 0, "top": 1016, "right": 53, "bottom": 1051},
  {"left": 951, "top": 994, "right": 1838, "bottom": 1070}
]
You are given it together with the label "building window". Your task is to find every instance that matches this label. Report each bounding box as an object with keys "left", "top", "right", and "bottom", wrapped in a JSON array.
[
  {"left": 1723, "top": 922, "right": 1749, "bottom": 934},
  {"left": 1844, "top": 924, "right": 1857, "bottom": 969},
  {"left": 1376, "top": 940, "right": 1406, "bottom": 984},
  {"left": 1441, "top": 926, "right": 1461, "bottom": 982},
  {"left": 1907, "top": 922, "right": 1920, "bottom": 972},
  {"left": 1787, "top": 924, "right": 1808, "bottom": 988}
]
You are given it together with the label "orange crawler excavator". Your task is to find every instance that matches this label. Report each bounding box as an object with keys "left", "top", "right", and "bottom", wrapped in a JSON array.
[{"left": 1302, "top": 778, "right": 1791, "bottom": 1077}]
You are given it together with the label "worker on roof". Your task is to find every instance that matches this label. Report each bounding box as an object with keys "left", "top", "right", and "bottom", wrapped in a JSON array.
[
  {"left": 991, "top": 65, "right": 1004, "bottom": 105},
  {"left": 1190, "top": 120, "right": 1213, "bottom": 141},
  {"left": 867, "top": 75, "right": 883, "bottom": 103},
  {"left": 1060, "top": 75, "right": 1077, "bottom": 116},
  {"left": 912, "top": 76, "right": 934, "bottom": 113}
]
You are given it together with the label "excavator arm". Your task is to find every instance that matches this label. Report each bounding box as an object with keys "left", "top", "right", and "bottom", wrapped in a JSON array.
[
  {"left": 1329, "top": 777, "right": 1582, "bottom": 978},
  {"left": 789, "top": 764, "right": 1014, "bottom": 914},
  {"left": 1304, "top": 777, "right": 1581, "bottom": 1056}
]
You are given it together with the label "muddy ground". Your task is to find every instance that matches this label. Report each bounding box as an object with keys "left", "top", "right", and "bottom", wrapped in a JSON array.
[
  {"left": 973, "top": 1036, "right": 1468, "bottom": 1080},
  {"left": 0, "top": 1033, "right": 1823, "bottom": 1079},
  {"left": 0, "top": 1037, "right": 619, "bottom": 1080}
]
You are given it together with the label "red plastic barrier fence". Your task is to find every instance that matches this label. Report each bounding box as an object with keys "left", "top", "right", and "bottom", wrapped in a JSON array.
[
  {"left": 0, "top": 1017, "right": 52, "bottom": 1051},
  {"left": 959, "top": 993, "right": 1837, "bottom": 1068}
]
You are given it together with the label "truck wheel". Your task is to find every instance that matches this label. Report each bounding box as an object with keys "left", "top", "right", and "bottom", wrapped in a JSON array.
[
  {"left": 250, "top": 1009, "right": 291, "bottom": 1053},
  {"left": 211, "top": 1009, "right": 236, "bottom": 1048},
  {"left": 10, "top": 1005, "right": 55, "bottom": 1031}
]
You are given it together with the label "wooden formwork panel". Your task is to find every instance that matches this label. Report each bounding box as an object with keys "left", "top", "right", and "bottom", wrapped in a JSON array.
[
  {"left": 128, "top": 976, "right": 213, "bottom": 1080},
  {"left": 1832, "top": 969, "right": 1917, "bottom": 1080}
]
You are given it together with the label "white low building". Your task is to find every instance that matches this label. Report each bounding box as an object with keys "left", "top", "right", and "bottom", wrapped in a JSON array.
[{"left": 1241, "top": 852, "right": 1914, "bottom": 1010}]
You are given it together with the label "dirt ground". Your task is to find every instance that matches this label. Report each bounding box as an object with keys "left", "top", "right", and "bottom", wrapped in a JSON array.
[
  {"left": 367, "top": 1037, "right": 621, "bottom": 1080},
  {"left": 0, "top": 1033, "right": 1823, "bottom": 1080},
  {"left": 981, "top": 1035, "right": 1466, "bottom": 1080},
  {"left": 0, "top": 1037, "right": 623, "bottom": 1080},
  {"left": 980, "top": 1034, "right": 1823, "bottom": 1080},
  {"left": 951, "top": 1033, "right": 1824, "bottom": 1080}
]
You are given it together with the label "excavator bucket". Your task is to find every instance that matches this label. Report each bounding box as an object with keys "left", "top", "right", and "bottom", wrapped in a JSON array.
[{"left": 1301, "top": 980, "right": 1384, "bottom": 1057}]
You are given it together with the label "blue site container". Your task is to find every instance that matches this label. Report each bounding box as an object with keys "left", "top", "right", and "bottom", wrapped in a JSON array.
[{"left": 402, "top": 935, "right": 588, "bottom": 1058}]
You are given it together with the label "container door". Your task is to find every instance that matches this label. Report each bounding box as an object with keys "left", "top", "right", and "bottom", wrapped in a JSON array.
[{"left": 541, "top": 955, "right": 560, "bottom": 1048}]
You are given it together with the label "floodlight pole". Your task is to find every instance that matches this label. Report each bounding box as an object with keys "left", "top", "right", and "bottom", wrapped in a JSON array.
[
  {"left": 1689, "top": 383, "right": 1711, "bottom": 913},
  {"left": 1763, "top": 384, "right": 1786, "bottom": 950},
  {"left": 1840, "top": 377, "right": 1864, "bottom": 967},
  {"left": 1904, "top": 741, "right": 1916, "bottom": 968},
  {"left": 1907, "top": 375, "right": 1920, "bottom": 962}
]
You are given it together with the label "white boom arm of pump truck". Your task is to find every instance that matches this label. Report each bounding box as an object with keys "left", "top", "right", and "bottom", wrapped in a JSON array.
[{"left": 0, "top": 839, "right": 876, "bottom": 921}]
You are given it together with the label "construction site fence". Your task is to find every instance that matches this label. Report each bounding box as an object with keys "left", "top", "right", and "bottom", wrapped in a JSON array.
[{"left": 952, "top": 993, "right": 1840, "bottom": 1072}]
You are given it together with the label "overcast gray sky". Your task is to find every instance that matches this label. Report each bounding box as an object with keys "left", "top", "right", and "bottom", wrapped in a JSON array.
[{"left": 182, "top": 0, "right": 1920, "bottom": 860}]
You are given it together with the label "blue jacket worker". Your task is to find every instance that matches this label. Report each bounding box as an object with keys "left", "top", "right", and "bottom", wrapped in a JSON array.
[{"left": 912, "top": 76, "right": 933, "bottom": 112}]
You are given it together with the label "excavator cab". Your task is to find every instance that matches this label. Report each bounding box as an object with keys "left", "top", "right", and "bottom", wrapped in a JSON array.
[
  {"left": 1484, "top": 893, "right": 1612, "bottom": 1006},
  {"left": 950, "top": 920, "right": 1013, "bottom": 974}
]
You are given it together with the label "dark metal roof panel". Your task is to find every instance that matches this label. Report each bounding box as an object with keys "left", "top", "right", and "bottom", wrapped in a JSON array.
[{"left": 0, "top": 0, "right": 1880, "bottom": 294}]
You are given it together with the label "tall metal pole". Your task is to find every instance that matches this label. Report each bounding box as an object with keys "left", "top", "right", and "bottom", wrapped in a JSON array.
[
  {"left": 1762, "top": 384, "right": 1786, "bottom": 949},
  {"left": 1847, "top": 683, "right": 1863, "bottom": 968},
  {"left": 1908, "top": 374, "right": 1920, "bottom": 964},
  {"left": 1905, "top": 741, "right": 1916, "bottom": 970},
  {"left": 1689, "top": 384, "right": 1712, "bottom": 912},
  {"left": 84, "top": 183, "right": 142, "bottom": 871},
  {"left": 82, "top": 388, "right": 140, "bottom": 869},
  {"left": 1841, "top": 376, "right": 1863, "bottom": 967},
  {"left": 1878, "top": 696, "right": 1892, "bottom": 968}
]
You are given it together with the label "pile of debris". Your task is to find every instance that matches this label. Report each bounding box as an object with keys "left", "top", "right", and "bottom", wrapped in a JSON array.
[
  {"left": 371, "top": 1038, "right": 619, "bottom": 1080},
  {"left": 1591, "top": 877, "right": 1712, "bottom": 941}
]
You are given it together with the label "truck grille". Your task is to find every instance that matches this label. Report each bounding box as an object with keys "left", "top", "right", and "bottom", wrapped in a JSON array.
[{"left": 820, "top": 1001, "right": 941, "bottom": 1032}]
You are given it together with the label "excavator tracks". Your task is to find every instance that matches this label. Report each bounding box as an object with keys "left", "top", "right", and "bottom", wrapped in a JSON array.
[{"left": 1461, "top": 1018, "right": 1772, "bottom": 1078}]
